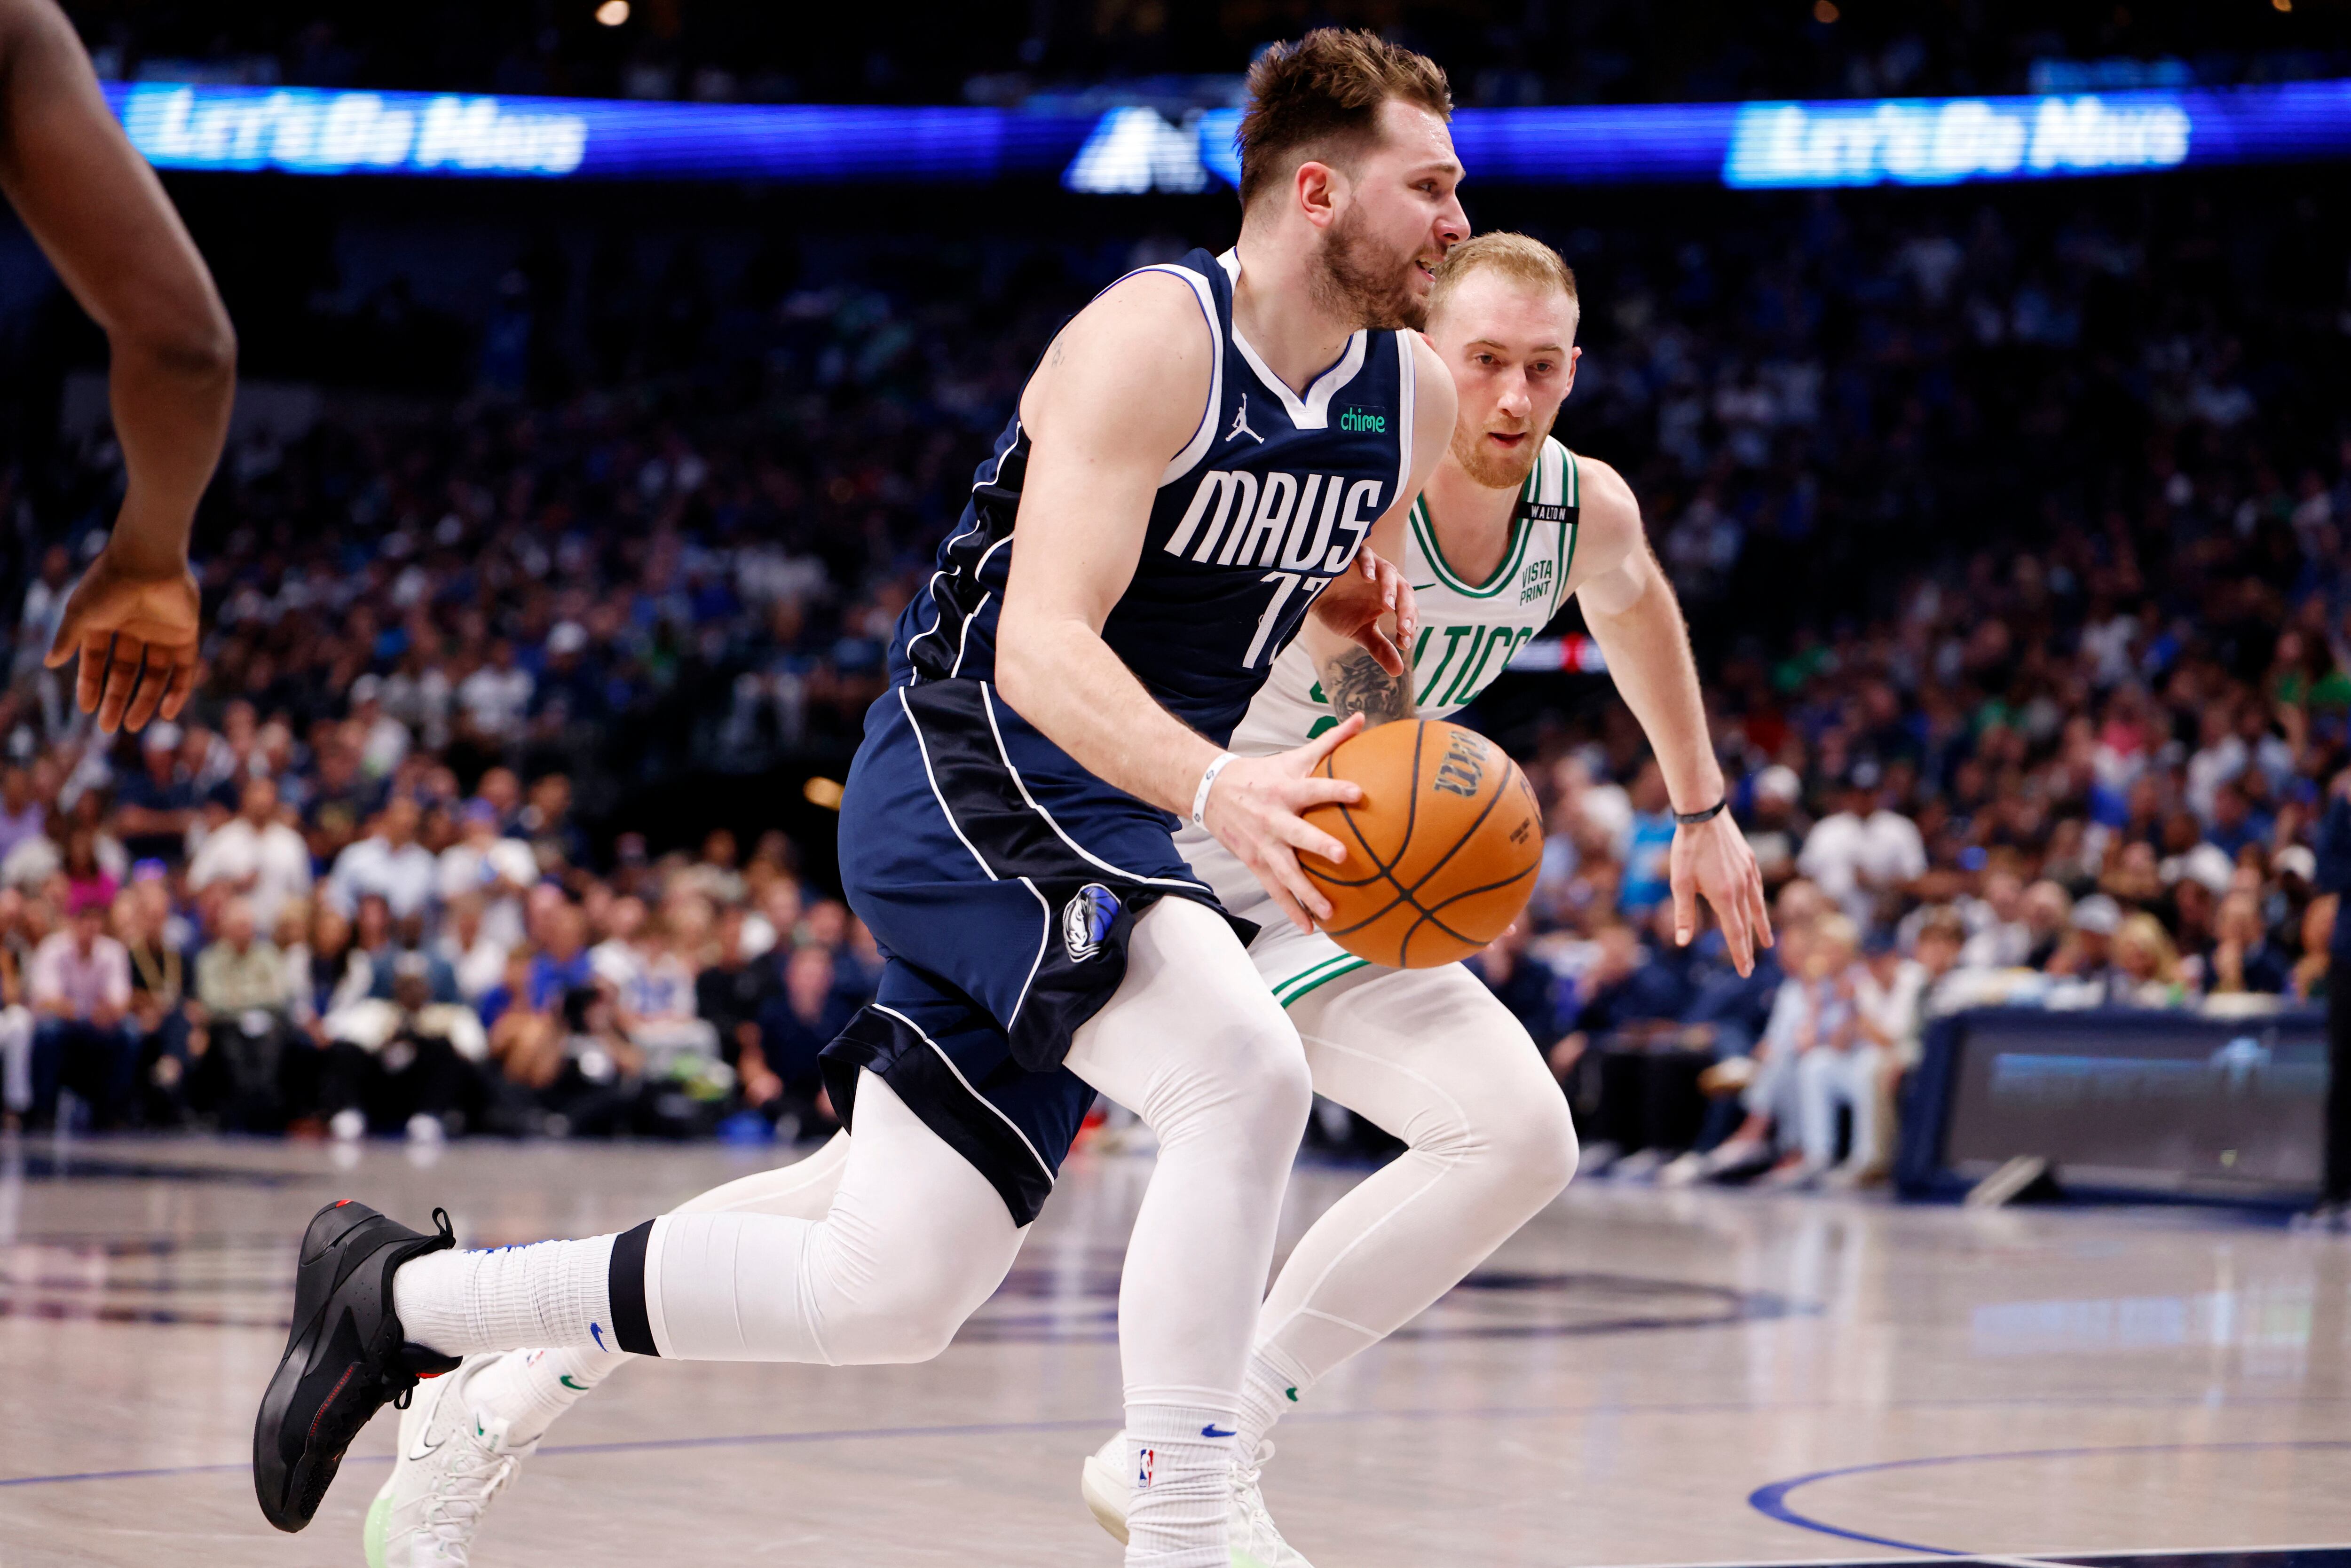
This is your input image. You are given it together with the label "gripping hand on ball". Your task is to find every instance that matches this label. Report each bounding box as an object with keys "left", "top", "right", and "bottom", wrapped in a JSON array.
[{"left": 1203, "top": 713, "right": 1367, "bottom": 934}]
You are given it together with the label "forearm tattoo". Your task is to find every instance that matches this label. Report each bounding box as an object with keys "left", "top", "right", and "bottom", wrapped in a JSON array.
[{"left": 1321, "top": 648, "right": 1414, "bottom": 728}]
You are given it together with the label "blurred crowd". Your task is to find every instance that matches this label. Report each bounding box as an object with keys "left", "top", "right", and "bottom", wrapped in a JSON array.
[
  {"left": 0, "top": 731, "right": 874, "bottom": 1140},
  {"left": 0, "top": 166, "right": 2348, "bottom": 1166}
]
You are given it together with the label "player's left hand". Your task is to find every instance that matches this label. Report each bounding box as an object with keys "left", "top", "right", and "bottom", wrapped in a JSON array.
[
  {"left": 1670, "top": 811, "right": 1773, "bottom": 977},
  {"left": 44, "top": 541, "right": 202, "bottom": 734},
  {"left": 1309, "top": 546, "right": 1417, "bottom": 675}
]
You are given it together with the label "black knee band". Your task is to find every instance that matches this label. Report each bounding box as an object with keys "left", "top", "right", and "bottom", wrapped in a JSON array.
[{"left": 607, "top": 1219, "right": 659, "bottom": 1356}]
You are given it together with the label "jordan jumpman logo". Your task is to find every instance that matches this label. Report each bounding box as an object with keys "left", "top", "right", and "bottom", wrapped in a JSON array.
[{"left": 1226, "top": 393, "right": 1262, "bottom": 445}]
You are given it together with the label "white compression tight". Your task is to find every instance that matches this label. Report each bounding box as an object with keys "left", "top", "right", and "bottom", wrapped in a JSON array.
[
  {"left": 397, "top": 897, "right": 1307, "bottom": 1566},
  {"left": 475, "top": 957, "right": 1575, "bottom": 1462},
  {"left": 1245, "top": 963, "right": 1579, "bottom": 1424},
  {"left": 471, "top": 957, "right": 1573, "bottom": 1433}
]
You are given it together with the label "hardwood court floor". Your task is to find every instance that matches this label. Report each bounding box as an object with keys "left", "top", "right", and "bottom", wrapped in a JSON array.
[{"left": 0, "top": 1132, "right": 2346, "bottom": 1567}]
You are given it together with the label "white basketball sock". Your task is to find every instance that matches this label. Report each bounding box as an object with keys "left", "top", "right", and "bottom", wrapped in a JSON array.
[
  {"left": 392, "top": 1236, "right": 622, "bottom": 1360},
  {"left": 465, "top": 1347, "right": 622, "bottom": 1445},
  {"left": 1235, "top": 1343, "right": 1309, "bottom": 1454},
  {"left": 1121, "top": 1404, "right": 1235, "bottom": 1568}
]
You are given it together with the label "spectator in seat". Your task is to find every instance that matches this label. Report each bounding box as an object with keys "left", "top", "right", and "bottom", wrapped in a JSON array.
[
  {"left": 194, "top": 896, "right": 300, "bottom": 1131},
  {"left": 696, "top": 903, "right": 785, "bottom": 1119},
  {"left": 1799, "top": 774, "right": 1926, "bottom": 927},
  {"left": 436, "top": 798, "right": 536, "bottom": 949},
  {"left": 320, "top": 951, "right": 489, "bottom": 1142},
  {"left": 0, "top": 765, "right": 47, "bottom": 868},
  {"left": 27, "top": 894, "right": 134, "bottom": 1129},
  {"left": 0, "top": 904, "right": 32, "bottom": 1130},
  {"left": 112, "top": 722, "right": 197, "bottom": 866},
  {"left": 2205, "top": 890, "right": 2290, "bottom": 995},
  {"left": 117, "top": 884, "right": 192, "bottom": 1124},
  {"left": 323, "top": 795, "right": 436, "bottom": 920},
  {"left": 753, "top": 942, "right": 856, "bottom": 1134},
  {"left": 187, "top": 775, "right": 312, "bottom": 932},
  {"left": 2111, "top": 912, "right": 2190, "bottom": 1008}
]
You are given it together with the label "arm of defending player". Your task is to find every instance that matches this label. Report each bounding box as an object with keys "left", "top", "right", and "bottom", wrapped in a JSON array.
[
  {"left": 1299, "top": 333, "right": 1452, "bottom": 728},
  {"left": 1571, "top": 457, "right": 1773, "bottom": 973},
  {"left": 992, "top": 273, "right": 1367, "bottom": 930},
  {"left": 0, "top": 0, "right": 234, "bottom": 733}
]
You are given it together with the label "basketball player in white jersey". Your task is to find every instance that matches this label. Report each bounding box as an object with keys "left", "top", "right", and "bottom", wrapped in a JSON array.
[
  {"left": 1074, "top": 229, "right": 1772, "bottom": 1562},
  {"left": 358, "top": 232, "right": 1767, "bottom": 1568}
]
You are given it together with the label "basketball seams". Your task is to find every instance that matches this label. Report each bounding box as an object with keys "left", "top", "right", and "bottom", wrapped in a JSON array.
[
  {"left": 1396, "top": 859, "right": 1542, "bottom": 963},
  {"left": 1310, "top": 719, "right": 1440, "bottom": 917}
]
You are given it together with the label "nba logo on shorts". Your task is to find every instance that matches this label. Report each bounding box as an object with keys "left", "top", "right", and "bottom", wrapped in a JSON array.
[
  {"left": 1063, "top": 883, "right": 1120, "bottom": 962},
  {"left": 1136, "top": 1446, "right": 1155, "bottom": 1489}
]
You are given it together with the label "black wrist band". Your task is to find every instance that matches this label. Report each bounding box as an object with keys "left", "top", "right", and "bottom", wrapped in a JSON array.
[{"left": 1673, "top": 798, "right": 1729, "bottom": 826}]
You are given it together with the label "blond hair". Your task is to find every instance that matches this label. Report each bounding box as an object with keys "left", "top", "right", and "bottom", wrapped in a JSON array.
[
  {"left": 1237, "top": 29, "right": 1453, "bottom": 207},
  {"left": 1430, "top": 231, "right": 1578, "bottom": 316}
]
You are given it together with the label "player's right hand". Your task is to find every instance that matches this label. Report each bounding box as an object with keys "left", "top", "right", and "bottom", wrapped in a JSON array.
[
  {"left": 1202, "top": 714, "right": 1366, "bottom": 933},
  {"left": 44, "top": 541, "right": 202, "bottom": 734}
]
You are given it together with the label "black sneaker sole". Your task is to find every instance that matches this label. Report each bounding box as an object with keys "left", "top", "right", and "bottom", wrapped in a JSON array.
[{"left": 253, "top": 1200, "right": 459, "bottom": 1532}]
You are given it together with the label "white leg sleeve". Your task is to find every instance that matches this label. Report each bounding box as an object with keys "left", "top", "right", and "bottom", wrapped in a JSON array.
[
  {"left": 1063, "top": 897, "right": 1313, "bottom": 1568},
  {"left": 647, "top": 1072, "right": 1022, "bottom": 1363},
  {"left": 670, "top": 1129, "right": 852, "bottom": 1218},
  {"left": 397, "top": 1073, "right": 1021, "bottom": 1366},
  {"left": 1255, "top": 965, "right": 1579, "bottom": 1395},
  {"left": 1063, "top": 895, "right": 1313, "bottom": 1410}
]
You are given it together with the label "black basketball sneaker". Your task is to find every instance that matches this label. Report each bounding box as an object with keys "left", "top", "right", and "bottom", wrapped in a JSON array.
[{"left": 253, "top": 1200, "right": 461, "bottom": 1532}]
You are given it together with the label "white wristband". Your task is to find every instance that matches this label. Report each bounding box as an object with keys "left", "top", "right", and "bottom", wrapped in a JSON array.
[{"left": 1191, "top": 751, "right": 1240, "bottom": 830}]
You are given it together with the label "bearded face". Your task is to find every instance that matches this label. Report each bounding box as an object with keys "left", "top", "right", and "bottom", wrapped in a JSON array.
[
  {"left": 1308, "top": 199, "right": 1435, "bottom": 333},
  {"left": 1448, "top": 401, "right": 1553, "bottom": 489}
]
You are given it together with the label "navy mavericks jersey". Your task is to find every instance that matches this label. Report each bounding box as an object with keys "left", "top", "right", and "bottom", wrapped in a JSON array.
[{"left": 889, "top": 247, "right": 1417, "bottom": 748}]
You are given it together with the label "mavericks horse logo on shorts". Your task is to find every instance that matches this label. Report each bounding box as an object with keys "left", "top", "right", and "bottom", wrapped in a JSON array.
[{"left": 1063, "top": 883, "right": 1120, "bottom": 962}]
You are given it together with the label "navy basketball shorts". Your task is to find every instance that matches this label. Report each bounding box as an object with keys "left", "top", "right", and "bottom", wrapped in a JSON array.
[{"left": 820, "top": 678, "right": 1249, "bottom": 1224}]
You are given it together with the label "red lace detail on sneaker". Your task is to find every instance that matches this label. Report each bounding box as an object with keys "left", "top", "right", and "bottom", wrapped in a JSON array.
[{"left": 306, "top": 1363, "right": 359, "bottom": 1442}]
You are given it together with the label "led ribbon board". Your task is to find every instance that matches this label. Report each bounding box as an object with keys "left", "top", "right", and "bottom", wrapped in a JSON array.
[
  {"left": 103, "top": 79, "right": 2351, "bottom": 188},
  {"left": 103, "top": 83, "right": 1091, "bottom": 181}
]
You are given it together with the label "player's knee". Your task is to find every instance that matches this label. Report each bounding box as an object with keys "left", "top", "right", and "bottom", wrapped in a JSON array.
[
  {"left": 1485, "top": 1089, "right": 1580, "bottom": 1201},
  {"left": 1144, "top": 998, "right": 1310, "bottom": 1147},
  {"left": 822, "top": 1272, "right": 973, "bottom": 1365}
]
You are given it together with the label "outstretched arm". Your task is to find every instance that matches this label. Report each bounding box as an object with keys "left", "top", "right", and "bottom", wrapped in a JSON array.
[
  {"left": 1571, "top": 457, "right": 1772, "bottom": 971},
  {"left": 0, "top": 0, "right": 233, "bottom": 731}
]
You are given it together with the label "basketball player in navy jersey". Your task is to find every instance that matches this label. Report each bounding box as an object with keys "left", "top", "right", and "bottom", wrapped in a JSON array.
[
  {"left": 0, "top": 0, "right": 233, "bottom": 735},
  {"left": 260, "top": 32, "right": 1464, "bottom": 1567}
]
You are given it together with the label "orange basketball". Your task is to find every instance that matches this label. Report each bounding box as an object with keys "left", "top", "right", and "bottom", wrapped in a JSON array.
[{"left": 1299, "top": 719, "right": 1543, "bottom": 969}]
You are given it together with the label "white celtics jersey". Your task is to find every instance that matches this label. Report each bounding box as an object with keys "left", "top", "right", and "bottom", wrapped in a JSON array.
[
  {"left": 1227, "top": 434, "right": 1579, "bottom": 756},
  {"left": 1179, "top": 436, "right": 1579, "bottom": 1004}
]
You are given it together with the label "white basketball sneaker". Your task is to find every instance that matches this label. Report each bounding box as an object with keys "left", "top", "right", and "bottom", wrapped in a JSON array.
[
  {"left": 1080, "top": 1431, "right": 1315, "bottom": 1568},
  {"left": 364, "top": 1353, "right": 537, "bottom": 1568}
]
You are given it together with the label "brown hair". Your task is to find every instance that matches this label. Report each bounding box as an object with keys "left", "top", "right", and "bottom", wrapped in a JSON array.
[
  {"left": 1237, "top": 29, "right": 1453, "bottom": 207},
  {"left": 1430, "top": 231, "right": 1578, "bottom": 315}
]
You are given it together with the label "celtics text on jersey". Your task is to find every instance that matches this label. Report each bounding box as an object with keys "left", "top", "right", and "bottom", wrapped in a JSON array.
[{"left": 1226, "top": 434, "right": 1579, "bottom": 756}]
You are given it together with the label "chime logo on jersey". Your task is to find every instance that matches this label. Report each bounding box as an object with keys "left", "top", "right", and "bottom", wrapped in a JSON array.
[
  {"left": 1338, "top": 403, "right": 1388, "bottom": 433},
  {"left": 1062, "top": 883, "right": 1120, "bottom": 962},
  {"left": 1161, "top": 468, "right": 1385, "bottom": 572}
]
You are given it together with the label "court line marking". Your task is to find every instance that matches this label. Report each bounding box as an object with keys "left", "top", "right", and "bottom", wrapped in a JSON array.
[
  {"left": 1747, "top": 1440, "right": 2351, "bottom": 1557},
  {"left": 1583, "top": 1549, "right": 2351, "bottom": 1568},
  {"left": 10, "top": 1406, "right": 2351, "bottom": 1500}
]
